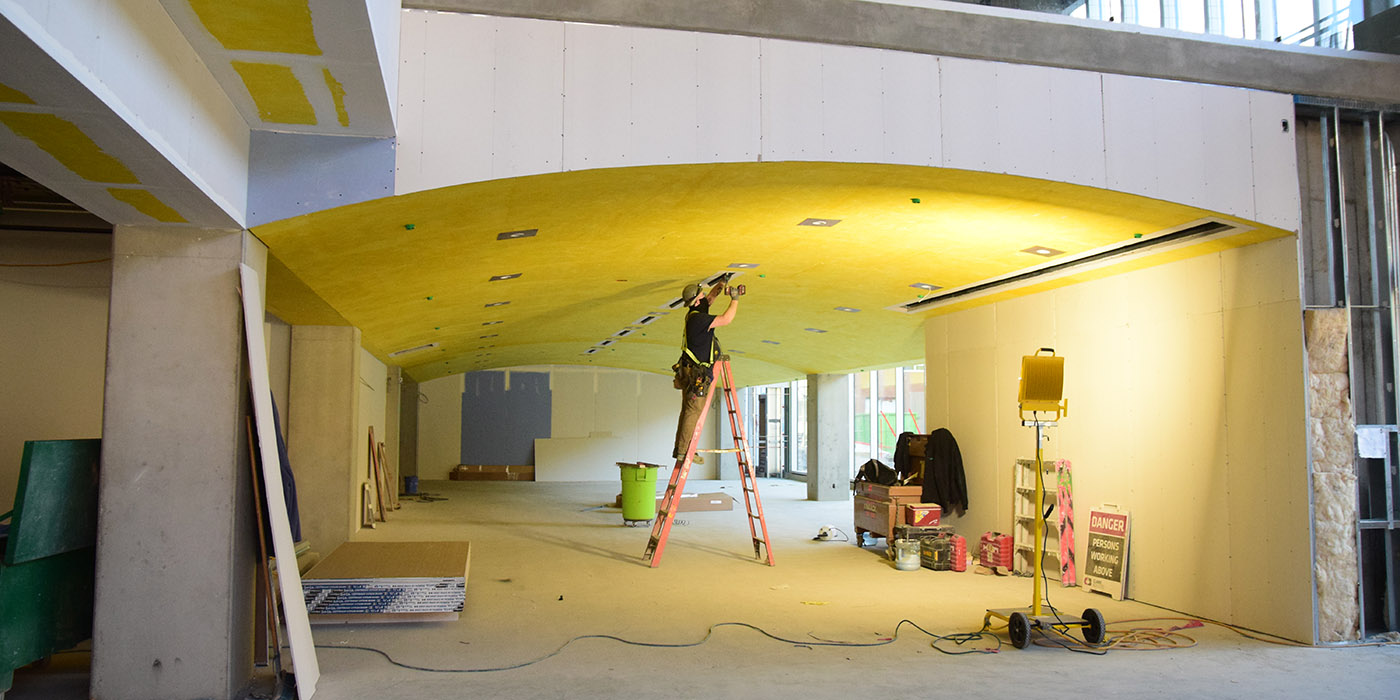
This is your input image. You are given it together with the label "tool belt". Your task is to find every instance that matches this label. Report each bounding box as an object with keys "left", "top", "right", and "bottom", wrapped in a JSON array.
[{"left": 672, "top": 355, "right": 713, "bottom": 396}]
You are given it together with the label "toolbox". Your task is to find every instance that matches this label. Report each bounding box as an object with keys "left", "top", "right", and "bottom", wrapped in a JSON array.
[
  {"left": 904, "top": 503, "right": 942, "bottom": 527},
  {"left": 979, "top": 531, "right": 1014, "bottom": 569}
]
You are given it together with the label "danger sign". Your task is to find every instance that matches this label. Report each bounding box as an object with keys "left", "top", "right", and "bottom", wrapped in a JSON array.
[{"left": 1083, "top": 507, "right": 1130, "bottom": 600}]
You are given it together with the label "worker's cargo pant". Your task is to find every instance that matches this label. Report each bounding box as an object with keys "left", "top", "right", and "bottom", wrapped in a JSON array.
[{"left": 672, "top": 379, "right": 714, "bottom": 460}]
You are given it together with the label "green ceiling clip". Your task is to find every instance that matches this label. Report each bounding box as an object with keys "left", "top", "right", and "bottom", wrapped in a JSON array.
[
  {"left": 405, "top": 224, "right": 415, "bottom": 230},
  {"left": 911, "top": 198, "right": 921, "bottom": 204}
]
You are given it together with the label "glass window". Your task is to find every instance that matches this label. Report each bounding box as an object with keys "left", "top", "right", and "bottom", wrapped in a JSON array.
[
  {"left": 792, "top": 379, "right": 808, "bottom": 475},
  {"left": 903, "top": 366, "right": 926, "bottom": 435},
  {"left": 852, "top": 372, "right": 872, "bottom": 473},
  {"left": 876, "top": 369, "right": 899, "bottom": 464}
]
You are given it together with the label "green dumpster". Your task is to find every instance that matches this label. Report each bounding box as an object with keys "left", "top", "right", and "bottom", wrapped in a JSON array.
[{"left": 617, "top": 462, "right": 660, "bottom": 521}]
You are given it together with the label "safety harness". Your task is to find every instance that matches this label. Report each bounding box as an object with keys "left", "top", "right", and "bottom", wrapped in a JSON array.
[{"left": 672, "top": 307, "right": 720, "bottom": 396}]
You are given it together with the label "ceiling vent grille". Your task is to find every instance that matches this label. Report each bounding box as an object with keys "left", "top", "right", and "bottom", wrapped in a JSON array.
[{"left": 389, "top": 342, "right": 440, "bottom": 358}]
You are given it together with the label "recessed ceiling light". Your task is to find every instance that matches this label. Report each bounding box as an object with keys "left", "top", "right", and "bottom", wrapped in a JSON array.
[
  {"left": 489, "top": 273, "right": 522, "bottom": 281},
  {"left": 728, "top": 262, "right": 759, "bottom": 269},
  {"left": 614, "top": 328, "right": 634, "bottom": 337},
  {"left": 480, "top": 334, "right": 498, "bottom": 339},
  {"left": 835, "top": 307, "right": 860, "bottom": 313},
  {"left": 799, "top": 218, "right": 841, "bottom": 227},
  {"left": 633, "top": 313, "right": 664, "bottom": 326},
  {"left": 388, "top": 342, "right": 439, "bottom": 358},
  {"left": 582, "top": 348, "right": 600, "bottom": 355},
  {"left": 761, "top": 339, "right": 781, "bottom": 345},
  {"left": 597, "top": 339, "right": 616, "bottom": 347},
  {"left": 497, "top": 228, "right": 537, "bottom": 240},
  {"left": 482, "top": 320, "right": 503, "bottom": 326},
  {"left": 1022, "top": 246, "right": 1064, "bottom": 257},
  {"left": 805, "top": 328, "right": 827, "bottom": 333},
  {"left": 485, "top": 301, "right": 509, "bottom": 308},
  {"left": 910, "top": 283, "right": 942, "bottom": 291}
]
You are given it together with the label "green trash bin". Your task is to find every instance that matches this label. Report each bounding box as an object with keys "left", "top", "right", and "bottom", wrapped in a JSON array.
[{"left": 618, "top": 462, "right": 660, "bottom": 521}]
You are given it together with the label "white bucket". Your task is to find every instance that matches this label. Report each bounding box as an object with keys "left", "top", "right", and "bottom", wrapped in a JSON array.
[{"left": 893, "top": 538, "right": 920, "bottom": 571}]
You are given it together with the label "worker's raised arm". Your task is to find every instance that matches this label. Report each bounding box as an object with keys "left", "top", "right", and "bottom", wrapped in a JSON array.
[{"left": 709, "top": 297, "right": 738, "bottom": 329}]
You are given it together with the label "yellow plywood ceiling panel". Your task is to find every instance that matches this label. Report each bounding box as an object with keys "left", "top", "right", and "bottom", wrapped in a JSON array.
[
  {"left": 253, "top": 162, "right": 1290, "bottom": 384},
  {"left": 189, "top": 0, "right": 322, "bottom": 55},
  {"left": 107, "top": 188, "right": 187, "bottom": 223},
  {"left": 0, "top": 112, "right": 138, "bottom": 184},
  {"left": 232, "top": 62, "right": 317, "bottom": 125},
  {"left": 0, "top": 82, "right": 35, "bottom": 104}
]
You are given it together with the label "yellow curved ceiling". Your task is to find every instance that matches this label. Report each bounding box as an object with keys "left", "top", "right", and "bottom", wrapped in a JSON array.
[{"left": 254, "top": 161, "right": 1289, "bottom": 386}]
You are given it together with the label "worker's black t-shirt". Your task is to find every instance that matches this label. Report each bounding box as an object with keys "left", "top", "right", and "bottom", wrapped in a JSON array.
[{"left": 684, "top": 308, "right": 717, "bottom": 364}]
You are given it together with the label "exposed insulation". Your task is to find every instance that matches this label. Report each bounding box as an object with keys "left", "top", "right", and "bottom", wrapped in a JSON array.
[{"left": 1305, "top": 309, "right": 1358, "bottom": 642}]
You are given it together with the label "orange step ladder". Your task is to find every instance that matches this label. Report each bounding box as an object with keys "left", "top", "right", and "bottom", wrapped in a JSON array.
[{"left": 643, "top": 358, "right": 774, "bottom": 567}]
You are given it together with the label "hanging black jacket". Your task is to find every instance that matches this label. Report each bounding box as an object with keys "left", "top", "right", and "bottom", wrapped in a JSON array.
[{"left": 922, "top": 428, "right": 968, "bottom": 516}]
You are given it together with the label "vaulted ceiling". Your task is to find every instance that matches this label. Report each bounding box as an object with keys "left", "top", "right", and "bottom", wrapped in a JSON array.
[{"left": 255, "top": 161, "right": 1289, "bottom": 385}]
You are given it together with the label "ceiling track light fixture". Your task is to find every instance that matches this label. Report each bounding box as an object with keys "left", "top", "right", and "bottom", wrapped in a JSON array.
[
  {"left": 489, "top": 273, "right": 522, "bottom": 282},
  {"left": 496, "top": 228, "right": 538, "bottom": 240}
]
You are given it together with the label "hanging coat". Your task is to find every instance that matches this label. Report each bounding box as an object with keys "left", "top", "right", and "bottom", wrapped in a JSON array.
[{"left": 922, "top": 428, "right": 968, "bottom": 516}]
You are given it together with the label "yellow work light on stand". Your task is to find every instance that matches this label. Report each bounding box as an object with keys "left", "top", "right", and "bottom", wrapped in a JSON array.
[{"left": 983, "top": 348, "right": 1105, "bottom": 649}]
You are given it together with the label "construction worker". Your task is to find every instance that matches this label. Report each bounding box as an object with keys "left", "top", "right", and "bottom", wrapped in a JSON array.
[{"left": 671, "top": 281, "right": 741, "bottom": 463}]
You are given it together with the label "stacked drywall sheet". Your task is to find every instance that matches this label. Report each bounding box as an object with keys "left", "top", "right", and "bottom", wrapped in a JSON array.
[{"left": 302, "top": 541, "right": 470, "bottom": 624}]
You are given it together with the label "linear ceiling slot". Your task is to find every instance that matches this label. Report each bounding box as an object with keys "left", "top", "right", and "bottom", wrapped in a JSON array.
[
  {"left": 899, "top": 219, "right": 1242, "bottom": 313},
  {"left": 497, "top": 228, "right": 537, "bottom": 240},
  {"left": 388, "top": 342, "right": 439, "bottom": 357}
]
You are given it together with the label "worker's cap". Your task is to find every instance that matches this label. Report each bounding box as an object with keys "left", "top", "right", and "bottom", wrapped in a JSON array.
[{"left": 681, "top": 283, "right": 703, "bottom": 304}]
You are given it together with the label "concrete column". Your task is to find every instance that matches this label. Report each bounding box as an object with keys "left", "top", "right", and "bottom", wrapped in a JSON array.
[
  {"left": 399, "top": 375, "right": 419, "bottom": 478},
  {"left": 93, "top": 227, "right": 258, "bottom": 700},
  {"left": 806, "top": 373, "right": 851, "bottom": 501},
  {"left": 385, "top": 366, "right": 403, "bottom": 491},
  {"left": 288, "top": 325, "right": 362, "bottom": 555}
]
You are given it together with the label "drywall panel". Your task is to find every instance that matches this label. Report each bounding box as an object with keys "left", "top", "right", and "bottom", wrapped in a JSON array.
[
  {"left": 924, "top": 238, "right": 1312, "bottom": 639},
  {"left": 0, "top": 231, "right": 109, "bottom": 518},
  {"left": 1198, "top": 84, "right": 1256, "bottom": 218},
  {"left": 562, "top": 23, "right": 631, "bottom": 171},
  {"left": 420, "top": 11, "right": 494, "bottom": 189},
  {"left": 367, "top": 0, "right": 400, "bottom": 129},
  {"left": 696, "top": 33, "right": 760, "bottom": 162},
  {"left": 535, "top": 435, "right": 627, "bottom": 481},
  {"left": 1046, "top": 69, "right": 1107, "bottom": 188},
  {"left": 1223, "top": 299, "right": 1310, "bottom": 641},
  {"left": 938, "top": 57, "right": 1001, "bottom": 173},
  {"left": 819, "top": 44, "right": 883, "bottom": 162},
  {"left": 416, "top": 373, "right": 463, "bottom": 480},
  {"left": 1249, "top": 91, "right": 1303, "bottom": 232},
  {"left": 393, "top": 10, "right": 427, "bottom": 195},
  {"left": 1102, "top": 73, "right": 1161, "bottom": 200},
  {"left": 992, "top": 62, "right": 1057, "bottom": 181},
  {"left": 8, "top": 0, "right": 250, "bottom": 222},
  {"left": 631, "top": 29, "right": 699, "bottom": 166},
  {"left": 550, "top": 370, "right": 597, "bottom": 438},
  {"left": 1146, "top": 80, "right": 1210, "bottom": 211},
  {"left": 760, "top": 39, "right": 824, "bottom": 162},
  {"left": 247, "top": 132, "right": 395, "bottom": 226},
  {"left": 491, "top": 16, "right": 564, "bottom": 179},
  {"left": 460, "top": 371, "right": 551, "bottom": 465},
  {"left": 592, "top": 371, "right": 642, "bottom": 452},
  {"left": 880, "top": 50, "right": 939, "bottom": 167}
]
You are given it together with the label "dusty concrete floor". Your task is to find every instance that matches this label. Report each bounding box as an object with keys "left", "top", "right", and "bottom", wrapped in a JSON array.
[{"left": 10, "top": 477, "right": 1400, "bottom": 698}]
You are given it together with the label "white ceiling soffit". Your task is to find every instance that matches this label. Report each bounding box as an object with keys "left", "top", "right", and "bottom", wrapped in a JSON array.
[{"left": 158, "top": 0, "right": 398, "bottom": 137}]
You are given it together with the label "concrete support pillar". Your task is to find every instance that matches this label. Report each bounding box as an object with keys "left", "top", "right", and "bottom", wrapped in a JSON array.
[
  {"left": 288, "top": 325, "right": 362, "bottom": 555},
  {"left": 399, "top": 375, "right": 419, "bottom": 478},
  {"left": 93, "top": 227, "right": 258, "bottom": 700},
  {"left": 385, "top": 366, "right": 403, "bottom": 491},
  {"left": 806, "top": 373, "right": 851, "bottom": 501}
]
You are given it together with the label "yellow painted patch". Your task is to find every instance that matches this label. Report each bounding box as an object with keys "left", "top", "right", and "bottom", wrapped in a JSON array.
[
  {"left": 323, "top": 69, "right": 349, "bottom": 127},
  {"left": 0, "top": 82, "right": 35, "bottom": 104},
  {"left": 0, "top": 112, "right": 138, "bottom": 184},
  {"left": 107, "top": 188, "right": 186, "bottom": 223},
  {"left": 232, "top": 62, "right": 316, "bottom": 125},
  {"left": 253, "top": 162, "right": 1292, "bottom": 384},
  {"left": 189, "top": 0, "right": 321, "bottom": 55}
]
